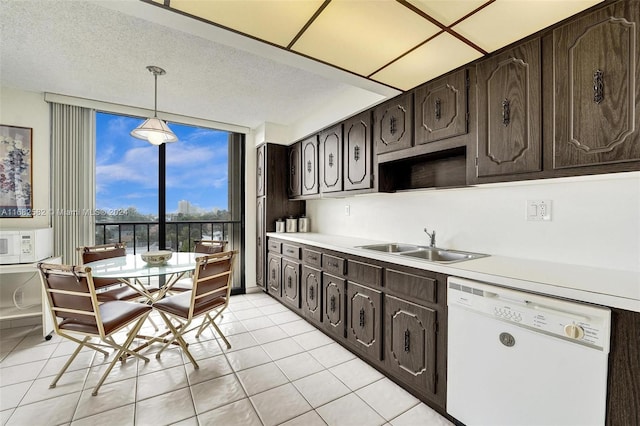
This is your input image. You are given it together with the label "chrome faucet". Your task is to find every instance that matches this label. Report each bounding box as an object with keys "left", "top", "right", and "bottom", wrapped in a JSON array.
[{"left": 424, "top": 228, "right": 436, "bottom": 247}]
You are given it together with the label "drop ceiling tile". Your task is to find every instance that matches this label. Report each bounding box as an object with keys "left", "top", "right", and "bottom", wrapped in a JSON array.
[
  {"left": 292, "top": 0, "right": 441, "bottom": 76},
  {"left": 452, "top": 0, "right": 603, "bottom": 52},
  {"left": 170, "top": 0, "right": 324, "bottom": 47},
  {"left": 406, "top": 0, "right": 489, "bottom": 26},
  {"left": 370, "top": 32, "right": 482, "bottom": 91}
]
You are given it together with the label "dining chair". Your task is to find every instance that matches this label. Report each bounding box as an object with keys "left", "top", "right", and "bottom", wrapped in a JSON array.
[
  {"left": 78, "top": 243, "right": 159, "bottom": 302},
  {"left": 167, "top": 240, "right": 229, "bottom": 293},
  {"left": 37, "top": 262, "right": 151, "bottom": 395},
  {"left": 152, "top": 250, "right": 237, "bottom": 368}
]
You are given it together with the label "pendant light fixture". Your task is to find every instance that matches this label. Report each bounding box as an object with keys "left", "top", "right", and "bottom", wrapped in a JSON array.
[{"left": 130, "top": 65, "right": 178, "bottom": 145}]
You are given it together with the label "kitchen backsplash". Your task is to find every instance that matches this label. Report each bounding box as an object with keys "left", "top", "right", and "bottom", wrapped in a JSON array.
[{"left": 306, "top": 172, "right": 639, "bottom": 272}]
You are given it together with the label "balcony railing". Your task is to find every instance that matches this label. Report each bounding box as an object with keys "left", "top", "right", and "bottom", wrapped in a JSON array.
[{"left": 95, "top": 220, "right": 241, "bottom": 254}]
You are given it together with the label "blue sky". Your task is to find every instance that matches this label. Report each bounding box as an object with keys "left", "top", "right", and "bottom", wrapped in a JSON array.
[{"left": 96, "top": 112, "right": 229, "bottom": 215}]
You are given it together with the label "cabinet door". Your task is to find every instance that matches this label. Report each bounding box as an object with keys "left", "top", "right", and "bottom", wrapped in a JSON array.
[
  {"left": 282, "top": 259, "right": 301, "bottom": 309},
  {"left": 385, "top": 295, "right": 437, "bottom": 397},
  {"left": 301, "top": 136, "right": 319, "bottom": 195},
  {"left": 267, "top": 253, "right": 281, "bottom": 297},
  {"left": 302, "top": 266, "right": 322, "bottom": 323},
  {"left": 323, "top": 273, "right": 345, "bottom": 339},
  {"left": 414, "top": 69, "right": 468, "bottom": 145},
  {"left": 477, "top": 38, "right": 542, "bottom": 177},
  {"left": 343, "top": 111, "right": 373, "bottom": 191},
  {"left": 319, "top": 124, "right": 343, "bottom": 193},
  {"left": 288, "top": 142, "right": 301, "bottom": 198},
  {"left": 347, "top": 281, "right": 382, "bottom": 361},
  {"left": 374, "top": 93, "right": 413, "bottom": 154},
  {"left": 256, "top": 144, "right": 265, "bottom": 197},
  {"left": 552, "top": 1, "right": 640, "bottom": 169},
  {"left": 256, "top": 197, "right": 265, "bottom": 288}
]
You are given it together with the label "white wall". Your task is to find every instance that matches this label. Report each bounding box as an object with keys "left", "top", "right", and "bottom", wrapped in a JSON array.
[
  {"left": 307, "top": 172, "right": 640, "bottom": 272},
  {"left": 0, "top": 87, "right": 50, "bottom": 229}
]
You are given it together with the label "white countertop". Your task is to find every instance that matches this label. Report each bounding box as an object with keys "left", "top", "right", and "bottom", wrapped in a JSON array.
[{"left": 267, "top": 232, "right": 640, "bottom": 313}]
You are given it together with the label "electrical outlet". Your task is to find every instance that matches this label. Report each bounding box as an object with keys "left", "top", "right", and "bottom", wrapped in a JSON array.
[
  {"left": 345, "top": 205, "right": 351, "bottom": 216},
  {"left": 527, "top": 200, "right": 552, "bottom": 221}
]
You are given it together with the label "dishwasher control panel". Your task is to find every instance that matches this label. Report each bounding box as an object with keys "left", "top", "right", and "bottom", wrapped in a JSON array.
[{"left": 448, "top": 277, "right": 611, "bottom": 352}]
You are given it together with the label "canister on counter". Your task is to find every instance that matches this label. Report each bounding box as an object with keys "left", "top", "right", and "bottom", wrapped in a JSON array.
[
  {"left": 285, "top": 217, "right": 298, "bottom": 232},
  {"left": 275, "top": 219, "right": 285, "bottom": 233},
  {"left": 298, "top": 216, "right": 310, "bottom": 233}
]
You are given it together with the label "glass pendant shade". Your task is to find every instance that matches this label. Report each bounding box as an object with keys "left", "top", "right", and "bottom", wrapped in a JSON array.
[{"left": 130, "top": 65, "right": 178, "bottom": 145}]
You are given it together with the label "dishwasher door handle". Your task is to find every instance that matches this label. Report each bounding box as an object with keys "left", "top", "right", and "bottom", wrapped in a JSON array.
[{"left": 531, "top": 304, "right": 590, "bottom": 322}]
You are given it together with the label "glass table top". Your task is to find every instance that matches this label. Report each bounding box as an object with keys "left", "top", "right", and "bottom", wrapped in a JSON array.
[{"left": 84, "top": 252, "right": 200, "bottom": 279}]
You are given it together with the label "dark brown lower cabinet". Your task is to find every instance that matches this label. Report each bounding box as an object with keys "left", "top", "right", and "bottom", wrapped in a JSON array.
[
  {"left": 282, "top": 259, "right": 300, "bottom": 309},
  {"left": 302, "top": 266, "right": 322, "bottom": 324},
  {"left": 384, "top": 295, "right": 437, "bottom": 398},
  {"left": 347, "top": 281, "right": 382, "bottom": 361},
  {"left": 267, "top": 253, "right": 281, "bottom": 298},
  {"left": 323, "top": 273, "right": 346, "bottom": 339}
]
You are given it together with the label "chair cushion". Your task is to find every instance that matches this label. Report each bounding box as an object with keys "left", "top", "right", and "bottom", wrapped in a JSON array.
[
  {"left": 97, "top": 285, "right": 159, "bottom": 302},
  {"left": 59, "top": 301, "right": 151, "bottom": 335},
  {"left": 153, "top": 291, "right": 226, "bottom": 320}
]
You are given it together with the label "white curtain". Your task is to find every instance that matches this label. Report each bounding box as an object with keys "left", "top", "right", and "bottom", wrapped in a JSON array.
[{"left": 50, "top": 103, "right": 95, "bottom": 264}]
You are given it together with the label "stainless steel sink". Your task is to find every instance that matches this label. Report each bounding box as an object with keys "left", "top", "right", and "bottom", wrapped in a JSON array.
[
  {"left": 399, "top": 248, "right": 487, "bottom": 263},
  {"left": 357, "top": 243, "right": 487, "bottom": 263},
  {"left": 357, "top": 243, "right": 422, "bottom": 253}
]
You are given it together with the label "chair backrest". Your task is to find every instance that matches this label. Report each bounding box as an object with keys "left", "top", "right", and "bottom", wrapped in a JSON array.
[
  {"left": 193, "top": 240, "right": 228, "bottom": 254},
  {"left": 189, "top": 250, "right": 236, "bottom": 318},
  {"left": 37, "top": 262, "right": 105, "bottom": 337},
  {"left": 77, "top": 243, "right": 126, "bottom": 289}
]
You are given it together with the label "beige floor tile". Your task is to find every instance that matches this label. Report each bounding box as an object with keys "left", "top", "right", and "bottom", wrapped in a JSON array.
[
  {"left": 171, "top": 415, "right": 199, "bottom": 426},
  {"left": 316, "top": 393, "right": 386, "bottom": 426},
  {"left": 181, "top": 338, "right": 223, "bottom": 361},
  {"left": 135, "top": 387, "right": 196, "bottom": 426},
  {"left": 0, "top": 381, "right": 31, "bottom": 411},
  {"left": 279, "top": 319, "right": 317, "bottom": 336},
  {"left": 309, "top": 343, "right": 356, "bottom": 368},
  {"left": 356, "top": 378, "right": 420, "bottom": 421},
  {"left": 233, "top": 307, "right": 266, "bottom": 321},
  {"left": 38, "top": 352, "right": 96, "bottom": 379},
  {"left": 221, "top": 332, "right": 259, "bottom": 353},
  {"left": 0, "top": 359, "right": 46, "bottom": 386},
  {"left": 184, "top": 354, "right": 233, "bottom": 386},
  {"left": 269, "top": 310, "right": 303, "bottom": 325},
  {"left": 293, "top": 370, "right": 351, "bottom": 408},
  {"left": 275, "top": 352, "right": 325, "bottom": 381},
  {"left": 389, "top": 402, "right": 453, "bottom": 426},
  {"left": 241, "top": 316, "right": 276, "bottom": 331},
  {"left": 250, "top": 325, "right": 288, "bottom": 344},
  {"left": 329, "top": 358, "right": 384, "bottom": 391},
  {"left": 280, "top": 409, "right": 328, "bottom": 426},
  {"left": 262, "top": 337, "right": 306, "bottom": 360},
  {"left": 293, "top": 330, "right": 335, "bottom": 351},
  {"left": 236, "top": 362, "right": 289, "bottom": 396},
  {"left": 137, "top": 347, "right": 185, "bottom": 376},
  {"left": 217, "top": 312, "right": 239, "bottom": 324},
  {"left": 227, "top": 301, "right": 256, "bottom": 312},
  {"left": 258, "top": 303, "right": 290, "bottom": 315},
  {"left": 83, "top": 356, "right": 140, "bottom": 389},
  {"left": 250, "top": 383, "right": 312, "bottom": 426},
  {"left": 1, "top": 408, "right": 14, "bottom": 425},
  {"left": 191, "top": 373, "right": 246, "bottom": 414},
  {"left": 225, "top": 346, "right": 271, "bottom": 371},
  {"left": 196, "top": 398, "right": 262, "bottom": 426},
  {"left": 20, "top": 368, "right": 88, "bottom": 406},
  {"left": 136, "top": 364, "right": 188, "bottom": 401},
  {"left": 5, "top": 391, "right": 81, "bottom": 426},
  {"left": 71, "top": 402, "right": 135, "bottom": 426},
  {"left": 215, "top": 320, "right": 248, "bottom": 337},
  {"left": 0, "top": 344, "right": 57, "bottom": 367},
  {"left": 73, "top": 377, "right": 136, "bottom": 419}
]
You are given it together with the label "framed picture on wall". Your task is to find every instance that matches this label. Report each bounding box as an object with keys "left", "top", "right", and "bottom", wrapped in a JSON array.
[{"left": 0, "top": 125, "right": 33, "bottom": 218}]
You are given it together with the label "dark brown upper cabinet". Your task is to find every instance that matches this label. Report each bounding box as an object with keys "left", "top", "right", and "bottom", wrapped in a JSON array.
[
  {"left": 374, "top": 93, "right": 413, "bottom": 154},
  {"left": 414, "top": 69, "right": 468, "bottom": 145},
  {"left": 301, "top": 136, "right": 319, "bottom": 195},
  {"left": 256, "top": 144, "right": 265, "bottom": 197},
  {"left": 288, "top": 142, "right": 301, "bottom": 198},
  {"left": 551, "top": 1, "right": 640, "bottom": 169},
  {"left": 343, "top": 111, "right": 373, "bottom": 191},
  {"left": 477, "top": 38, "right": 542, "bottom": 177},
  {"left": 319, "top": 124, "right": 343, "bottom": 193}
]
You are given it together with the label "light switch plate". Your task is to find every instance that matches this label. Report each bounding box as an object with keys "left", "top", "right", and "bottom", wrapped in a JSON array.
[
  {"left": 345, "top": 205, "right": 350, "bottom": 216},
  {"left": 527, "top": 200, "right": 552, "bottom": 221}
]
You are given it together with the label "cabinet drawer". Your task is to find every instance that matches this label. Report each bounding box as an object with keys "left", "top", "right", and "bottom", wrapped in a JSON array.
[
  {"left": 282, "top": 244, "right": 301, "bottom": 260},
  {"left": 303, "top": 249, "right": 322, "bottom": 268},
  {"left": 347, "top": 259, "right": 382, "bottom": 287},
  {"left": 268, "top": 240, "right": 282, "bottom": 253},
  {"left": 323, "top": 254, "right": 346, "bottom": 276},
  {"left": 385, "top": 269, "right": 437, "bottom": 305}
]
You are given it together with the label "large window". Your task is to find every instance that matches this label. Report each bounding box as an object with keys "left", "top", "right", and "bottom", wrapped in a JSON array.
[{"left": 95, "top": 111, "right": 244, "bottom": 289}]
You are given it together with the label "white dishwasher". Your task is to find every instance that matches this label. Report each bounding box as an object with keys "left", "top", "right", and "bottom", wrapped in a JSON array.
[{"left": 447, "top": 277, "right": 611, "bottom": 426}]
